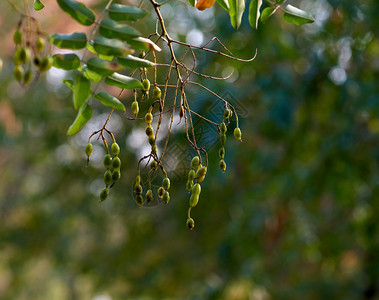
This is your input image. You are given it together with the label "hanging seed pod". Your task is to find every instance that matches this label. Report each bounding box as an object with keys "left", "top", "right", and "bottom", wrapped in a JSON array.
[
  {"left": 112, "top": 156, "right": 121, "bottom": 170},
  {"left": 188, "top": 169, "right": 196, "bottom": 181},
  {"left": 158, "top": 186, "right": 165, "bottom": 199},
  {"left": 190, "top": 183, "right": 201, "bottom": 207},
  {"left": 186, "top": 217, "right": 195, "bottom": 230},
  {"left": 23, "top": 70, "right": 33, "bottom": 85},
  {"left": 162, "top": 177, "right": 170, "bottom": 190},
  {"left": 148, "top": 136, "right": 155, "bottom": 146},
  {"left": 150, "top": 160, "right": 157, "bottom": 169},
  {"left": 104, "top": 154, "right": 112, "bottom": 169},
  {"left": 191, "top": 156, "right": 200, "bottom": 170},
  {"left": 100, "top": 188, "right": 109, "bottom": 202},
  {"left": 195, "top": 166, "right": 207, "bottom": 183},
  {"left": 219, "top": 159, "right": 226, "bottom": 172},
  {"left": 223, "top": 108, "right": 232, "bottom": 119},
  {"left": 135, "top": 175, "right": 141, "bottom": 186},
  {"left": 153, "top": 86, "right": 161, "bottom": 99},
  {"left": 13, "top": 29, "right": 23, "bottom": 45},
  {"left": 131, "top": 100, "right": 139, "bottom": 116},
  {"left": 162, "top": 191, "right": 170, "bottom": 204},
  {"left": 234, "top": 127, "right": 242, "bottom": 142},
  {"left": 13, "top": 49, "right": 22, "bottom": 65},
  {"left": 14, "top": 65, "right": 24, "bottom": 82},
  {"left": 104, "top": 170, "right": 112, "bottom": 185},
  {"left": 151, "top": 144, "right": 157, "bottom": 154},
  {"left": 135, "top": 194, "right": 144, "bottom": 206},
  {"left": 39, "top": 56, "right": 53, "bottom": 72},
  {"left": 146, "top": 189, "right": 153, "bottom": 204},
  {"left": 85, "top": 143, "right": 93, "bottom": 158},
  {"left": 112, "top": 170, "right": 121, "bottom": 182},
  {"left": 220, "top": 133, "right": 226, "bottom": 147},
  {"left": 186, "top": 180, "right": 194, "bottom": 192},
  {"left": 111, "top": 142, "right": 120, "bottom": 156},
  {"left": 145, "top": 112, "right": 153, "bottom": 124},
  {"left": 19, "top": 47, "right": 31, "bottom": 65},
  {"left": 142, "top": 79, "right": 150, "bottom": 92},
  {"left": 135, "top": 184, "right": 143, "bottom": 195},
  {"left": 35, "top": 37, "right": 46, "bottom": 52},
  {"left": 220, "top": 122, "right": 227, "bottom": 134},
  {"left": 219, "top": 147, "right": 225, "bottom": 159},
  {"left": 145, "top": 125, "right": 154, "bottom": 137}
]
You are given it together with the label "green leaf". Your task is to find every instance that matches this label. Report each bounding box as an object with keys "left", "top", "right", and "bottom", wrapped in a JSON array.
[
  {"left": 217, "top": 0, "right": 230, "bottom": 11},
  {"left": 260, "top": 7, "right": 276, "bottom": 23},
  {"left": 105, "top": 73, "right": 143, "bottom": 90},
  {"left": 108, "top": 4, "right": 148, "bottom": 22},
  {"left": 283, "top": 4, "right": 314, "bottom": 25},
  {"left": 228, "top": 0, "right": 245, "bottom": 29},
  {"left": 188, "top": 0, "right": 196, "bottom": 7},
  {"left": 67, "top": 104, "right": 93, "bottom": 135},
  {"left": 50, "top": 32, "right": 87, "bottom": 50},
  {"left": 73, "top": 73, "right": 91, "bottom": 110},
  {"left": 117, "top": 55, "right": 155, "bottom": 69},
  {"left": 33, "top": 0, "right": 44, "bottom": 11},
  {"left": 99, "top": 19, "right": 140, "bottom": 42},
  {"left": 93, "top": 37, "right": 133, "bottom": 57},
  {"left": 87, "top": 57, "right": 121, "bottom": 77},
  {"left": 94, "top": 91, "right": 126, "bottom": 112},
  {"left": 78, "top": 65, "right": 103, "bottom": 83},
  {"left": 248, "top": 0, "right": 262, "bottom": 29},
  {"left": 57, "top": 0, "right": 95, "bottom": 26},
  {"left": 52, "top": 54, "right": 80, "bottom": 70},
  {"left": 86, "top": 42, "right": 114, "bottom": 61},
  {"left": 62, "top": 79, "right": 74, "bottom": 91},
  {"left": 127, "top": 37, "right": 161, "bottom": 52}
]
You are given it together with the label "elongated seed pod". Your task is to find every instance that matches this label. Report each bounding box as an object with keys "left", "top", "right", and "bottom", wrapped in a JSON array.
[
  {"left": 148, "top": 136, "right": 155, "bottom": 146},
  {"left": 162, "top": 177, "right": 170, "bottom": 190},
  {"left": 104, "top": 170, "right": 112, "bottom": 185},
  {"left": 14, "top": 65, "right": 24, "bottom": 81},
  {"left": 189, "top": 193, "right": 199, "bottom": 207},
  {"left": 195, "top": 167, "right": 207, "bottom": 183},
  {"left": 36, "top": 37, "right": 45, "bottom": 52},
  {"left": 188, "top": 170, "right": 196, "bottom": 181},
  {"left": 131, "top": 100, "right": 139, "bottom": 116},
  {"left": 85, "top": 143, "right": 93, "bottom": 157},
  {"left": 158, "top": 187, "right": 165, "bottom": 199},
  {"left": 112, "top": 170, "right": 121, "bottom": 182},
  {"left": 163, "top": 191, "right": 170, "bottom": 204},
  {"left": 186, "top": 180, "right": 194, "bottom": 192},
  {"left": 153, "top": 86, "right": 161, "bottom": 99},
  {"left": 220, "top": 122, "right": 227, "bottom": 134},
  {"left": 234, "top": 127, "right": 242, "bottom": 141},
  {"left": 150, "top": 160, "right": 157, "bottom": 169},
  {"left": 19, "top": 47, "right": 31, "bottom": 64},
  {"left": 136, "top": 194, "right": 144, "bottom": 206},
  {"left": 145, "top": 125, "right": 154, "bottom": 137},
  {"left": 142, "top": 79, "right": 150, "bottom": 91},
  {"left": 135, "top": 184, "right": 143, "bottom": 195},
  {"left": 112, "top": 157, "right": 121, "bottom": 170},
  {"left": 219, "top": 159, "right": 226, "bottom": 172},
  {"left": 192, "top": 183, "right": 201, "bottom": 197},
  {"left": 39, "top": 56, "right": 53, "bottom": 72},
  {"left": 145, "top": 112, "right": 153, "bottom": 124},
  {"left": 111, "top": 143, "right": 120, "bottom": 156},
  {"left": 186, "top": 217, "right": 195, "bottom": 230},
  {"left": 220, "top": 133, "right": 226, "bottom": 147},
  {"left": 146, "top": 189, "right": 153, "bottom": 204},
  {"left": 104, "top": 154, "right": 112, "bottom": 169},
  {"left": 223, "top": 108, "right": 232, "bottom": 119},
  {"left": 191, "top": 156, "right": 200, "bottom": 170},
  {"left": 100, "top": 188, "right": 109, "bottom": 202},
  {"left": 219, "top": 147, "right": 225, "bottom": 159},
  {"left": 23, "top": 70, "right": 33, "bottom": 85},
  {"left": 151, "top": 144, "right": 157, "bottom": 154},
  {"left": 13, "top": 29, "right": 22, "bottom": 45}
]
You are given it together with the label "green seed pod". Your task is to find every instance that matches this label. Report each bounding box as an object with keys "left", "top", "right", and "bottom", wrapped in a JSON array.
[
  {"left": 136, "top": 194, "right": 144, "bottom": 207},
  {"left": 39, "top": 56, "right": 53, "bottom": 72},
  {"left": 219, "top": 147, "right": 225, "bottom": 159},
  {"left": 145, "top": 112, "right": 153, "bottom": 124},
  {"left": 192, "top": 183, "right": 201, "bottom": 197},
  {"left": 189, "top": 193, "right": 199, "bottom": 207},
  {"left": 131, "top": 100, "right": 139, "bottom": 116},
  {"left": 13, "top": 49, "right": 22, "bottom": 65},
  {"left": 146, "top": 189, "right": 153, "bottom": 204},
  {"left": 19, "top": 47, "right": 31, "bottom": 65},
  {"left": 162, "top": 177, "right": 170, "bottom": 190},
  {"left": 158, "top": 186, "right": 165, "bottom": 199},
  {"left": 195, "top": 167, "right": 207, "bottom": 183},
  {"left": 104, "top": 154, "right": 112, "bottom": 169},
  {"left": 112, "top": 156, "right": 121, "bottom": 170},
  {"left": 112, "top": 170, "right": 121, "bottom": 182},
  {"left": 234, "top": 127, "right": 242, "bottom": 142},
  {"left": 14, "top": 65, "right": 24, "bottom": 82},
  {"left": 151, "top": 144, "right": 157, "bottom": 154},
  {"left": 13, "top": 29, "right": 22, "bottom": 45},
  {"left": 220, "top": 133, "right": 226, "bottom": 147},
  {"left": 104, "top": 170, "right": 112, "bottom": 185},
  {"left": 100, "top": 188, "right": 109, "bottom": 202},
  {"left": 35, "top": 37, "right": 46, "bottom": 52},
  {"left": 148, "top": 136, "right": 155, "bottom": 146},
  {"left": 220, "top": 122, "right": 227, "bottom": 134},
  {"left": 135, "top": 175, "right": 141, "bottom": 185},
  {"left": 23, "top": 70, "right": 33, "bottom": 85},
  {"left": 162, "top": 191, "right": 170, "bottom": 204},
  {"left": 223, "top": 108, "right": 232, "bottom": 119},
  {"left": 153, "top": 86, "right": 161, "bottom": 99},
  {"left": 142, "top": 79, "right": 150, "bottom": 91},
  {"left": 150, "top": 160, "right": 157, "bottom": 169},
  {"left": 219, "top": 159, "right": 226, "bottom": 172},
  {"left": 85, "top": 143, "right": 93, "bottom": 157},
  {"left": 186, "top": 217, "right": 195, "bottom": 230},
  {"left": 188, "top": 169, "right": 196, "bottom": 181},
  {"left": 186, "top": 180, "right": 193, "bottom": 192},
  {"left": 191, "top": 156, "right": 200, "bottom": 170},
  {"left": 111, "top": 142, "right": 120, "bottom": 157},
  {"left": 135, "top": 184, "right": 143, "bottom": 195},
  {"left": 145, "top": 125, "right": 154, "bottom": 137}
]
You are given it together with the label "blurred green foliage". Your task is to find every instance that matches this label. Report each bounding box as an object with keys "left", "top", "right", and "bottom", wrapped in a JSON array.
[{"left": 0, "top": 0, "right": 379, "bottom": 299}]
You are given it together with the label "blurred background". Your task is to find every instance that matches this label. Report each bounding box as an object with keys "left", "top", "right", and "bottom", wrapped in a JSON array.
[{"left": 1, "top": 0, "right": 379, "bottom": 299}]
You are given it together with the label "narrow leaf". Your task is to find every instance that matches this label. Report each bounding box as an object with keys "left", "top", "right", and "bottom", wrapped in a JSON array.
[
  {"left": 57, "top": 0, "right": 95, "bottom": 26},
  {"left": 94, "top": 91, "right": 126, "bottom": 112},
  {"left": 228, "top": 0, "right": 245, "bottom": 29},
  {"left": 188, "top": 0, "right": 196, "bottom": 7},
  {"left": 127, "top": 37, "right": 161, "bottom": 52},
  {"left": 50, "top": 32, "right": 87, "bottom": 50},
  {"left": 87, "top": 42, "right": 114, "bottom": 61},
  {"left": 108, "top": 4, "right": 148, "bottom": 22},
  {"left": 33, "top": 0, "right": 44, "bottom": 11},
  {"left": 67, "top": 104, "right": 93, "bottom": 135},
  {"left": 217, "top": 0, "right": 229, "bottom": 11},
  {"left": 62, "top": 79, "right": 74, "bottom": 91},
  {"left": 78, "top": 65, "right": 103, "bottom": 83},
  {"left": 93, "top": 37, "right": 134, "bottom": 57},
  {"left": 117, "top": 55, "right": 155, "bottom": 69},
  {"left": 283, "top": 4, "right": 314, "bottom": 25},
  {"left": 53, "top": 54, "right": 80, "bottom": 70},
  {"left": 248, "top": 0, "right": 262, "bottom": 29},
  {"left": 99, "top": 19, "right": 140, "bottom": 41},
  {"left": 73, "top": 73, "right": 91, "bottom": 110},
  {"left": 260, "top": 7, "right": 276, "bottom": 23},
  {"left": 105, "top": 73, "right": 143, "bottom": 89},
  {"left": 87, "top": 57, "right": 121, "bottom": 76}
]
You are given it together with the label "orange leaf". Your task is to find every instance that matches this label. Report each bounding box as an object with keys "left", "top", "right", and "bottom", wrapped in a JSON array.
[{"left": 196, "top": 0, "right": 216, "bottom": 10}]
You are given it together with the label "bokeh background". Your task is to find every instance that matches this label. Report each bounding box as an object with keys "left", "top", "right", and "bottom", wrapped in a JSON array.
[{"left": 1, "top": 0, "right": 379, "bottom": 299}]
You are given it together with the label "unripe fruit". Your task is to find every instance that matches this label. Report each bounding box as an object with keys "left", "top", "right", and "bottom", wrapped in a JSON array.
[
  {"left": 104, "top": 170, "right": 112, "bottom": 185},
  {"left": 13, "top": 49, "right": 22, "bottom": 65},
  {"left": 186, "top": 180, "right": 193, "bottom": 192},
  {"left": 104, "top": 154, "right": 112, "bottom": 169},
  {"left": 135, "top": 184, "right": 143, "bottom": 195},
  {"left": 145, "top": 112, "right": 153, "bottom": 124},
  {"left": 151, "top": 144, "right": 157, "bottom": 154},
  {"left": 14, "top": 65, "right": 24, "bottom": 81},
  {"left": 223, "top": 108, "right": 232, "bottom": 119},
  {"left": 153, "top": 86, "right": 161, "bottom": 99},
  {"left": 146, "top": 189, "right": 153, "bottom": 204},
  {"left": 220, "top": 122, "right": 227, "bottom": 134},
  {"left": 234, "top": 127, "right": 242, "bottom": 141},
  {"left": 148, "top": 136, "right": 155, "bottom": 146},
  {"left": 13, "top": 29, "right": 22, "bottom": 45},
  {"left": 112, "top": 156, "right": 121, "bottom": 170},
  {"left": 186, "top": 217, "right": 195, "bottom": 230},
  {"left": 192, "top": 183, "right": 201, "bottom": 197},
  {"left": 220, "top": 133, "right": 226, "bottom": 147},
  {"left": 136, "top": 194, "right": 144, "bottom": 206},
  {"left": 195, "top": 166, "right": 207, "bottom": 183},
  {"left": 162, "top": 177, "right": 170, "bottom": 190},
  {"left": 39, "top": 56, "right": 53, "bottom": 72},
  {"left": 158, "top": 186, "right": 165, "bottom": 199},
  {"left": 142, "top": 79, "right": 150, "bottom": 91},
  {"left": 188, "top": 170, "right": 196, "bottom": 181},
  {"left": 112, "top": 170, "right": 121, "bottom": 182},
  {"left": 219, "top": 159, "right": 226, "bottom": 172},
  {"left": 35, "top": 37, "right": 45, "bottom": 52},
  {"left": 85, "top": 143, "right": 93, "bottom": 157},
  {"left": 150, "top": 160, "right": 157, "bottom": 169},
  {"left": 145, "top": 125, "right": 154, "bottom": 137},
  {"left": 189, "top": 193, "right": 199, "bottom": 207},
  {"left": 135, "top": 175, "right": 141, "bottom": 185},
  {"left": 23, "top": 70, "right": 33, "bottom": 85},
  {"left": 100, "top": 188, "right": 109, "bottom": 202},
  {"left": 162, "top": 191, "right": 170, "bottom": 204},
  {"left": 219, "top": 147, "right": 225, "bottom": 159},
  {"left": 131, "top": 100, "right": 139, "bottom": 116},
  {"left": 111, "top": 142, "right": 120, "bottom": 156},
  {"left": 191, "top": 156, "right": 200, "bottom": 170}
]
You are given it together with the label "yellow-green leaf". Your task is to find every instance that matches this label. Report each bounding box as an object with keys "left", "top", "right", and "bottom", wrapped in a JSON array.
[
  {"left": 260, "top": 7, "right": 276, "bottom": 23},
  {"left": 105, "top": 73, "right": 143, "bottom": 89},
  {"left": 117, "top": 55, "right": 155, "bottom": 69},
  {"left": 53, "top": 54, "right": 80, "bottom": 70},
  {"left": 248, "top": 0, "right": 262, "bottom": 29},
  {"left": 67, "top": 104, "right": 93, "bottom": 135},
  {"left": 73, "top": 73, "right": 91, "bottom": 110},
  {"left": 87, "top": 57, "right": 121, "bottom": 76},
  {"left": 93, "top": 37, "right": 133, "bottom": 57},
  {"left": 94, "top": 91, "right": 126, "bottom": 112},
  {"left": 33, "top": 0, "right": 44, "bottom": 11},
  {"left": 228, "top": 0, "right": 245, "bottom": 29}
]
